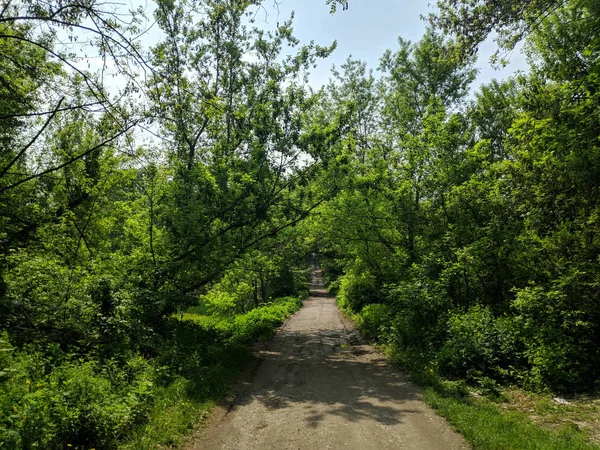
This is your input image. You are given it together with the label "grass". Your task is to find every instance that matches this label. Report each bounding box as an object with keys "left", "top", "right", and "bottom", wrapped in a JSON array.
[
  {"left": 424, "top": 385, "right": 598, "bottom": 450},
  {"left": 376, "top": 342, "right": 600, "bottom": 450},
  {"left": 121, "top": 296, "right": 303, "bottom": 449},
  {"left": 502, "top": 389, "right": 600, "bottom": 446},
  {"left": 387, "top": 347, "right": 600, "bottom": 450},
  {"left": 123, "top": 379, "right": 216, "bottom": 449},
  {"left": 337, "top": 298, "right": 600, "bottom": 450},
  {"left": 382, "top": 344, "right": 600, "bottom": 450},
  {"left": 123, "top": 348, "right": 254, "bottom": 449}
]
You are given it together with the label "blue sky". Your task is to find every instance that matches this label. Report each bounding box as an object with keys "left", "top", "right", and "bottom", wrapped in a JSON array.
[
  {"left": 111, "top": 0, "right": 528, "bottom": 96},
  {"left": 253, "top": 0, "right": 529, "bottom": 91}
]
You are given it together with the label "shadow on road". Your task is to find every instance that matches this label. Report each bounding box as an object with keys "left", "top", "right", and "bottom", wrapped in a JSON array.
[{"left": 229, "top": 280, "right": 423, "bottom": 430}]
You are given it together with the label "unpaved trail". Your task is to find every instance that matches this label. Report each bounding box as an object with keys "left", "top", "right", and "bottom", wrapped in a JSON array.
[{"left": 187, "top": 268, "right": 469, "bottom": 450}]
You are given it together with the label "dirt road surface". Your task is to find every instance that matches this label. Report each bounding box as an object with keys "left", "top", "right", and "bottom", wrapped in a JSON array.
[{"left": 187, "top": 269, "right": 469, "bottom": 450}]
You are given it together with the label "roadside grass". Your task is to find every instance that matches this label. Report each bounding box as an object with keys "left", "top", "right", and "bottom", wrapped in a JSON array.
[
  {"left": 122, "top": 296, "right": 303, "bottom": 449},
  {"left": 501, "top": 389, "right": 600, "bottom": 446},
  {"left": 387, "top": 348, "right": 600, "bottom": 450},
  {"left": 123, "top": 347, "right": 253, "bottom": 449},
  {"left": 123, "top": 378, "right": 216, "bottom": 449},
  {"left": 423, "top": 385, "right": 597, "bottom": 450},
  {"left": 336, "top": 299, "right": 600, "bottom": 450},
  {"left": 381, "top": 341, "right": 600, "bottom": 450}
]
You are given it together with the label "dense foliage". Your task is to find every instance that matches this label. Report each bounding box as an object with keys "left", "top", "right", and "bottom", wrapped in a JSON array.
[
  {"left": 0, "top": 297, "right": 302, "bottom": 448},
  {"left": 0, "top": 0, "right": 319, "bottom": 447},
  {"left": 309, "top": 0, "right": 600, "bottom": 393},
  {"left": 0, "top": 0, "right": 598, "bottom": 446}
]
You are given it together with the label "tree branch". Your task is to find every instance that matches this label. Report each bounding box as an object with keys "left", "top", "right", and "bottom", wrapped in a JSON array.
[
  {"left": 0, "top": 122, "right": 135, "bottom": 193},
  {"left": 0, "top": 100, "right": 105, "bottom": 119},
  {"left": 0, "top": 97, "right": 64, "bottom": 179}
]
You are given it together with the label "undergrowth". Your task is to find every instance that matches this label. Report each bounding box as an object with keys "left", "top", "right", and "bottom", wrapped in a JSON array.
[
  {"left": 339, "top": 296, "right": 600, "bottom": 450},
  {"left": 0, "top": 296, "right": 303, "bottom": 449}
]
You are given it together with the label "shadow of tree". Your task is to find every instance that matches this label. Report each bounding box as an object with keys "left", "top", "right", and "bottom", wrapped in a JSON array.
[{"left": 232, "top": 307, "right": 423, "bottom": 429}]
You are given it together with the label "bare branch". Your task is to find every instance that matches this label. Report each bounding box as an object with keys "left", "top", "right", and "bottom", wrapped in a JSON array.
[
  {"left": 0, "top": 121, "right": 136, "bottom": 193},
  {"left": 0, "top": 97, "right": 64, "bottom": 179}
]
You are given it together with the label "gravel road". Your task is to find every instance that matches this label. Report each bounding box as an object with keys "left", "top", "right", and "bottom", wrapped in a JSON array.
[{"left": 187, "top": 269, "right": 469, "bottom": 450}]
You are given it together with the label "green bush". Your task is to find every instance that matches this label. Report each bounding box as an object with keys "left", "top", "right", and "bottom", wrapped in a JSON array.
[
  {"left": 0, "top": 295, "right": 303, "bottom": 449},
  {"left": 512, "top": 282, "right": 600, "bottom": 391},
  {"left": 387, "top": 281, "right": 450, "bottom": 351},
  {"left": 439, "top": 305, "right": 524, "bottom": 382},
  {"left": 357, "top": 303, "right": 392, "bottom": 341},
  {"left": 216, "top": 296, "right": 303, "bottom": 345},
  {"left": 153, "top": 317, "right": 222, "bottom": 382},
  {"left": 0, "top": 353, "right": 154, "bottom": 449},
  {"left": 338, "top": 271, "right": 380, "bottom": 312}
]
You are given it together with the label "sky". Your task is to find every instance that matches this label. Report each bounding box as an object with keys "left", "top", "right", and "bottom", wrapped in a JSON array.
[
  {"left": 80, "top": 0, "right": 529, "bottom": 96},
  {"left": 55, "top": 0, "right": 532, "bottom": 154},
  {"left": 248, "top": 0, "right": 529, "bottom": 91}
]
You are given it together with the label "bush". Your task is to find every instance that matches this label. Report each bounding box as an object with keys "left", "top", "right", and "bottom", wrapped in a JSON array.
[
  {"left": 387, "top": 280, "right": 450, "bottom": 351},
  {"left": 357, "top": 303, "right": 393, "bottom": 341},
  {"left": 512, "top": 281, "right": 600, "bottom": 391},
  {"left": 0, "top": 295, "right": 303, "bottom": 449},
  {"left": 338, "top": 271, "right": 380, "bottom": 312},
  {"left": 153, "top": 317, "right": 222, "bottom": 382},
  {"left": 439, "top": 305, "right": 523, "bottom": 382},
  {"left": 0, "top": 353, "right": 155, "bottom": 449},
  {"left": 217, "top": 296, "right": 303, "bottom": 345}
]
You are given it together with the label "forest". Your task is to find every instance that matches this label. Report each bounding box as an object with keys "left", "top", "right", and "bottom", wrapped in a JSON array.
[{"left": 0, "top": 0, "right": 599, "bottom": 447}]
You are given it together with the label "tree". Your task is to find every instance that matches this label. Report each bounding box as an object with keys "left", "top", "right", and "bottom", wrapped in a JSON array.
[
  {"left": 147, "top": 0, "right": 336, "bottom": 307},
  {"left": 430, "top": 0, "right": 599, "bottom": 64}
]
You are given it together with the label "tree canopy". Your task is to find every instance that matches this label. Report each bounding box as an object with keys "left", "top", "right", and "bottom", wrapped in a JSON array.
[{"left": 1, "top": 0, "right": 599, "bottom": 446}]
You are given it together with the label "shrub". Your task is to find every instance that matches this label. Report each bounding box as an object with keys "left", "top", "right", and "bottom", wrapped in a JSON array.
[
  {"left": 0, "top": 295, "right": 303, "bottom": 449},
  {"left": 0, "top": 353, "right": 155, "bottom": 449},
  {"left": 439, "top": 305, "right": 524, "bottom": 382},
  {"left": 338, "top": 271, "right": 380, "bottom": 312},
  {"left": 512, "top": 282, "right": 600, "bottom": 391},
  {"left": 152, "top": 313, "right": 242, "bottom": 386},
  {"left": 387, "top": 280, "right": 450, "bottom": 351},
  {"left": 357, "top": 303, "right": 393, "bottom": 341},
  {"left": 217, "top": 296, "right": 303, "bottom": 345}
]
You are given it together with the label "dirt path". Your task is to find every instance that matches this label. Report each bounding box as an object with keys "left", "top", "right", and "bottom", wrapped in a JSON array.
[{"left": 187, "top": 269, "right": 469, "bottom": 450}]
